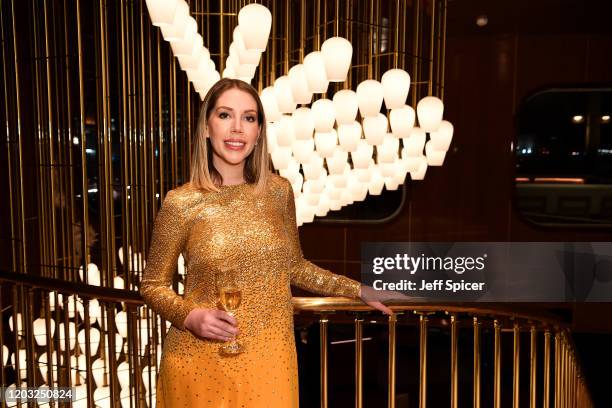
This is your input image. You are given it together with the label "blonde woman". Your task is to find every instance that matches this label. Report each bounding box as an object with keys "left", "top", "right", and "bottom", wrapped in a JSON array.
[{"left": 140, "top": 78, "right": 391, "bottom": 407}]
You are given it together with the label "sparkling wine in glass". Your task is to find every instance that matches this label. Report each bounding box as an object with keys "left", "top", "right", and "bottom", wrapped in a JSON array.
[{"left": 217, "top": 272, "right": 244, "bottom": 355}]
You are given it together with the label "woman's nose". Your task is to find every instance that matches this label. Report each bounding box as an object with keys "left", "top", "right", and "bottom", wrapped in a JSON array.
[{"left": 231, "top": 116, "right": 243, "bottom": 133}]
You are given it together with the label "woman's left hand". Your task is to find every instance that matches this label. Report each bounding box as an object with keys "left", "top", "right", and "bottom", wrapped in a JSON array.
[{"left": 359, "top": 286, "right": 394, "bottom": 315}]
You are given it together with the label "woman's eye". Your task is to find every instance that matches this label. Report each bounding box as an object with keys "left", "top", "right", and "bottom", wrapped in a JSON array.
[
  {"left": 219, "top": 112, "right": 230, "bottom": 119},
  {"left": 245, "top": 116, "right": 256, "bottom": 122}
]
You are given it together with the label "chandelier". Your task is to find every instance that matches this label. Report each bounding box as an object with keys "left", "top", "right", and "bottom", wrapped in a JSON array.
[{"left": 146, "top": 0, "right": 452, "bottom": 225}]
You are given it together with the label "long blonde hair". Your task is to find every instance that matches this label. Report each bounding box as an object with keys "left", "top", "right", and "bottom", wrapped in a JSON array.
[{"left": 190, "top": 78, "right": 270, "bottom": 194}]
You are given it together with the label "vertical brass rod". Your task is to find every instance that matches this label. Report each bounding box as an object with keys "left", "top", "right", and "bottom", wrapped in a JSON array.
[
  {"left": 355, "top": 314, "right": 364, "bottom": 408},
  {"left": 43, "top": 0, "right": 59, "bottom": 279},
  {"left": 427, "top": 0, "right": 435, "bottom": 95},
  {"left": 345, "top": 0, "right": 352, "bottom": 89},
  {"left": 367, "top": 0, "right": 374, "bottom": 78},
  {"left": 450, "top": 314, "right": 458, "bottom": 408},
  {"left": 12, "top": 286, "right": 22, "bottom": 386},
  {"left": 530, "top": 326, "right": 537, "bottom": 408},
  {"left": 411, "top": 0, "right": 421, "bottom": 106},
  {"left": 374, "top": 0, "right": 380, "bottom": 79},
  {"left": 388, "top": 313, "right": 397, "bottom": 408},
  {"left": 315, "top": 0, "right": 321, "bottom": 49},
  {"left": 300, "top": 0, "right": 305, "bottom": 62},
  {"left": 493, "top": 320, "right": 501, "bottom": 408},
  {"left": 1, "top": 0, "right": 18, "bottom": 273},
  {"left": 513, "top": 322, "right": 520, "bottom": 408},
  {"left": 284, "top": 0, "right": 289, "bottom": 73},
  {"left": 220, "top": 0, "right": 225, "bottom": 72},
  {"left": 75, "top": 0, "right": 90, "bottom": 277},
  {"left": 320, "top": 316, "right": 328, "bottom": 408},
  {"left": 440, "top": 0, "right": 448, "bottom": 100},
  {"left": 0, "top": 286, "right": 5, "bottom": 386},
  {"left": 334, "top": 0, "right": 339, "bottom": 37},
  {"left": 270, "top": 0, "right": 276, "bottom": 82},
  {"left": 473, "top": 317, "right": 481, "bottom": 408},
  {"left": 83, "top": 300, "right": 94, "bottom": 407},
  {"left": 419, "top": 314, "right": 428, "bottom": 408},
  {"left": 157, "top": 30, "right": 164, "bottom": 200},
  {"left": 25, "top": 289, "right": 36, "bottom": 386},
  {"left": 554, "top": 332, "right": 560, "bottom": 408},
  {"left": 393, "top": 0, "right": 400, "bottom": 67}
]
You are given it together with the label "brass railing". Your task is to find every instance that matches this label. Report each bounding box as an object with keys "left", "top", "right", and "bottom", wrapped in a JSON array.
[{"left": 0, "top": 271, "right": 594, "bottom": 407}]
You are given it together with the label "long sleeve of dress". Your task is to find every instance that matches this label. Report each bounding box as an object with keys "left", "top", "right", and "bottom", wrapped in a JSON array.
[
  {"left": 283, "top": 180, "right": 361, "bottom": 298},
  {"left": 140, "top": 190, "right": 197, "bottom": 330}
]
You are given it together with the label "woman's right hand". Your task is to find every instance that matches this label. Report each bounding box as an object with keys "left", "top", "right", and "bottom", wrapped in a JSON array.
[{"left": 183, "top": 308, "right": 239, "bottom": 341}]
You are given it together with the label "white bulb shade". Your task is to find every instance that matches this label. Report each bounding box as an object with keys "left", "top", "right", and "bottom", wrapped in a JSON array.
[
  {"left": 402, "top": 127, "right": 426, "bottom": 156},
  {"left": 169, "top": 31, "right": 201, "bottom": 56},
  {"left": 276, "top": 115, "right": 295, "bottom": 147},
  {"left": 77, "top": 328, "right": 101, "bottom": 356},
  {"left": 368, "top": 168, "right": 385, "bottom": 195},
  {"left": 315, "top": 195, "right": 331, "bottom": 217},
  {"left": 66, "top": 294, "right": 84, "bottom": 319},
  {"left": 305, "top": 176, "right": 326, "bottom": 193},
  {"left": 384, "top": 177, "right": 400, "bottom": 191},
  {"left": 377, "top": 134, "right": 400, "bottom": 163},
  {"left": 303, "top": 51, "right": 329, "bottom": 93},
  {"left": 355, "top": 167, "right": 373, "bottom": 183},
  {"left": 425, "top": 140, "right": 446, "bottom": 166},
  {"left": 430, "top": 120, "right": 454, "bottom": 151},
  {"left": 326, "top": 148, "right": 348, "bottom": 175},
  {"left": 329, "top": 198, "right": 343, "bottom": 211},
  {"left": 39, "top": 351, "right": 61, "bottom": 384},
  {"left": 393, "top": 160, "right": 409, "bottom": 184},
  {"left": 78, "top": 262, "right": 101, "bottom": 286},
  {"left": 8, "top": 312, "right": 23, "bottom": 333},
  {"left": 145, "top": 0, "right": 179, "bottom": 27},
  {"left": 302, "top": 155, "right": 324, "bottom": 178},
  {"left": 292, "top": 107, "right": 315, "bottom": 140},
  {"left": 238, "top": 4, "right": 272, "bottom": 51},
  {"left": 416, "top": 96, "right": 444, "bottom": 132},
  {"left": 117, "top": 362, "right": 131, "bottom": 389},
  {"left": 32, "top": 317, "right": 54, "bottom": 346},
  {"left": 274, "top": 76, "right": 296, "bottom": 114},
  {"left": 92, "top": 359, "right": 108, "bottom": 388},
  {"left": 356, "top": 79, "right": 384, "bottom": 117},
  {"left": 333, "top": 90, "right": 359, "bottom": 125},
  {"left": 311, "top": 98, "right": 335, "bottom": 132},
  {"left": 271, "top": 147, "right": 292, "bottom": 170},
  {"left": 234, "top": 63, "right": 257, "bottom": 78},
  {"left": 58, "top": 322, "right": 77, "bottom": 351},
  {"left": 48, "top": 292, "right": 62, "bottom": 311},
  {"left": 222, "top": 66, "right": 236, "bottom": 79},
  {"left": 303, "top": 180, "right": 323, "bottom": 196},
  {"left": 279, "top": 158, "right": 300, "bottom": 182},
  {"left": 314, "top": 130, "right": 338, "bottom": 158},
  {"left": 234, "top": 27, "right": 262, "bottom": 65},
  {"left": 2, "top": 345, "right": 8, "bottom": 366},
  {"left": 410, "top": 157, "right": 428, "bottom": 180},
  {"left": 291, "top": 174, "right": 304, "bottom": 197},
  {"left": 260, "top": 87, "right": 281, "bottom": 122},
  {"left": 379, "top": 161, "right": 398, "bottom": 178},
  {"left": 338, "top": 121, "right": 362, "bottom": 152},
  {"left": 321, "top": 37, "right": 353, "bottom": 82},
  {"left": 266, "top": 123, "right": 278, "bottom": 154},
  {"left": 160, "top": 1, "right": 190, "bottom": 41},
  {"left": 331, "top": 171, "right": 349, "bottom": 188},
  {"left": 142, "top": 366, "right": 157, "bottom": 392},
  {"left": 177, "top": 46, "right": 204, "bottom": 70},
  {"left": 363, "top": 113, "right": 388, "bottom": 146},
  {"left": 114, "top": 275, "right": 125, "bottom": 289},
  {"left": 404, "top": 155, "right": 423, "bottom": 172},
  {"left": 351, "top": 140, "right": 374, "bottom": 169},
  {"left": 381, "top": 69, "right": 411, "bottom": 109},
  {"left": 288, "top": 64, "right": 313, "bottom": 104},
  {"left": 292, "top": 139, "right": 315, "bottom": 164},
  {"left": 390, "top": 105, "right": 416, "bottom": 138},
  {"left": 115, "top": 311, "right": 128, "bottom": 338}
]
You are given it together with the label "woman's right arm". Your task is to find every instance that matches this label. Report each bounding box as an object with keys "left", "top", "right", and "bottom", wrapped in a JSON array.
[{"left": 140, "top": 189, "right": 197, "bottom": 331}]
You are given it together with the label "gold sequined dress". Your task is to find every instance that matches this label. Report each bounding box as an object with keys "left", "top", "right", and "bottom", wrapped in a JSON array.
[{"left": 140, "top": 174, "right": 361, "bottom": 407}]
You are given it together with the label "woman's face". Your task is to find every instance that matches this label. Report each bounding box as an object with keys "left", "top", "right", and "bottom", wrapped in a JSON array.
[{"left": 207, "top": 88, "right": 260, "bottom": 168}]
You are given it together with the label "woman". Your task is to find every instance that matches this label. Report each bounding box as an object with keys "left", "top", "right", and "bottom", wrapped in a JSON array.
[{"left": 140, "top": 78, "right": 391, "bottom": 407}]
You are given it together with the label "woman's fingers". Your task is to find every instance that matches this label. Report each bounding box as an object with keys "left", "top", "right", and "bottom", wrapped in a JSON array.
[
  {"left": 215, "top": 310, "right": 238, "bottom": 326},
  {"left": 205, "top": 325, "right": 235, "bottom": 341},
  {"left": 211, "top": 319, "right": 239, "bottom": 337}
]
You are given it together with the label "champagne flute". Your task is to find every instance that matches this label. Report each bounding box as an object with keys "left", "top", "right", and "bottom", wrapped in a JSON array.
[{"left": 216, "top": 270, "right": 244, "bottom": 355}]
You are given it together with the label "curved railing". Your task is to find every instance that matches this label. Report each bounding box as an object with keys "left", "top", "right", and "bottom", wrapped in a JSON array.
[{"left": 0, "top": 271, "right": 593, "bottom": 407}]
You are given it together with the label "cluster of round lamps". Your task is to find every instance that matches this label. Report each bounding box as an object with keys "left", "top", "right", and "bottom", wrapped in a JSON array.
[{"left": 145, "top": 1, "right": 455, "bottom": 226}]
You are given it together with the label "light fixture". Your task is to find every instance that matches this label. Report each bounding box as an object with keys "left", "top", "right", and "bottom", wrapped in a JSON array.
[
  {"left": 303, "top": 51, "right": 329, "bottom": 93},
  {"left": 145, "top": 0, "right": 179, "bottom": 27},
  {"left": 311, "top": 98, "right": 335, "bottom": 132},
  {"left": 356, "top": 79, "right": 384, "bottom": 117},
  {"left": 572, "top": 115, "right": 584, "bottom": 124},
  {"left": 381, "top": 69, "right": 411, "bottom": 109},
  {"left": 417, "top": 96, "right": 444, "bottom": 132},
  {"left": 238, "top": 4, "right": 272, "bottom": 51},
  {"left": 321, "top": 37, "right": 353, "bottom": 82},
  {"left": 601, "top": 115, "right": 610, "bottom": 123}
]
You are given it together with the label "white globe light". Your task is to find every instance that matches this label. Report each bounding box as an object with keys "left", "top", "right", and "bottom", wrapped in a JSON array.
[
  {"left": 316, "top": 194, "right": 331, "bottom": 217},
  {"left": 326, "top": 147, "right": 349, "bottom": 175},
  {"left": 145, "top": 0, "right": 179, "bottom": 27},
  {"left": 379, "top": 161, "right": 397, "bottom": 178},
  {"left": 291, "top": 174, "right": 304, "bottom": 196},
  {"left": 430, "top": 120, "right": 454, "bottom": 151},
  {"left": 260, "top": 87, "right": 281, "bottom": 122},
  {"left": 271, "top": 146, "right": 292, "bottom": 170},
  {"left": 292, "top": 139, "right": 315, "bottom": 164},
  {"left": 417, "top": 96, "right": 444, "bottom": 132},
  {"left": 266, "top": 123, "right": 278, "bottom": 154},
  {"left": 235, "top": 63, "right": 257, "bottom": 78},
  {"left": 292, "top": 107, "right": 315, "bottom": 140},
  {"left": 338, "top": 121, "right": 362, "bottom": 152},
  {"left": 160, "top": 1, "right": 190, "bottom": 41},
  {"left": 333, "top": 89, "right": 359, "bottom": 125},
  {"left": 303, "top": 156, "right": 325, "bottom": 180},
  {"left": 177, "top": 45, "right": 204, "bottom": 70},
  {"left": 276, "top": 115, "right": 295, "bottom": 147},
  {"left": 363, "top": 113, "right": 388, "bottom": 146},
  {"left": 368, "top": 167, "right": 385, "bottom": 195},
  {"left": 331, "top": 170, "right": 350, "bottom": 188},
  {"left": 311, "top": 98, "right": 335, "bottom": 132},
  {"left": 390, "top": 105, "right": 416, "bottom": 138},
  {"left": 238, "top": 4, "right": 272, "bottom": 51},
  {"left": 303, "top": 51, "right": 329, "bottom": 93},
  {"left": 355, "top": 166, "right": 373, "bottom": 183},
  {"left": 356, "top": 79, "right": 384, "bottom": 117},
  {"left": 234, "top": 27, "right": 263, "bottom": 65},
  {"left": 288, "top": 64, "right": 313, "bottom": 104},
  {"left": 410, "top": 156, "right": 428, "bottom": 180},
  {"left": 170, "top": 31, "right": 200, "bottom": 56},
  {"left": 377, "top": 134, "right": 400, "bottom": 163},
  {"left": 381, "top": 69, "right": 411, "bottom": 109},
  {"left": 279, "top": 158, "right": 300, "bottom": 181},
  {"left": 274, "top": 76, "right": 296, "bottom": 114},
  {"left": 351, "top": 140, "right": 374, "bottom": 169},
  {"left": 314, "top": 129, "right": 338, "bottom": 158},
  {"left": 402, "top": 127, "right": 426, "bottom": 156},
  {"left": 425, "top": 140, "right": 446, "bottom": 166},
  {"left": 321, "top": 36, "right": 353, "bottom": 82}
]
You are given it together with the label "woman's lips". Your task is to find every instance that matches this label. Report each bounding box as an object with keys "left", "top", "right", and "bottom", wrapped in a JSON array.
[{"left": 224, "top": 140, "right": 246, "bottom": 151}]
